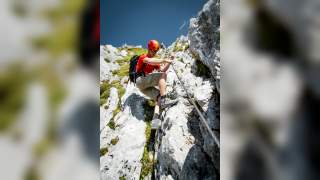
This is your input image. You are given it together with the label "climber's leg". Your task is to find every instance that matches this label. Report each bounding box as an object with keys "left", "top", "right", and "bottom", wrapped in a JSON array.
[
  {"left": 158, "top": 72, "right": 167, "bottom": 96},
  {"left": 154, "top": 99, "right": 160, "bottom": 115},
  {"left": 158, "top": 72, "right": 178, "bottom": 110},
  {"left": 138, "top": 72, "right": 164, "bottom": 129},
  {"left": 139, "top": 87, "right": 160, "bottom": 101},
  {"left": 152, "top": 98, "right": 161, "bottom": 129},
  {"left": 136, "top": 72, "right": 176, "bottom": 129},
  {"left": 136, "top": 72, "right": 163, "bottom": 99},
  {"left": 136, "top": 72, "right": 162, "bottom": 129}
]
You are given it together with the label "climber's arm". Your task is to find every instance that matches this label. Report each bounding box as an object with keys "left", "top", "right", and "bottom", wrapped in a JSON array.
[
  {"left": 161, "top": 62, "right": 171, "bottom": 72},
  {"left": 143, "top": 57, "right": 172, "bottom": 65},
  {"left": 161, "top": 55, "right": 174, "bottom": 72}
]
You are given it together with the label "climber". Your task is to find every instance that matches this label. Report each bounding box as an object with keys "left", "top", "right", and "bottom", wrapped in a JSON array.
[{"left": 135, "top": 40, "right": 178, "bottom": 129}]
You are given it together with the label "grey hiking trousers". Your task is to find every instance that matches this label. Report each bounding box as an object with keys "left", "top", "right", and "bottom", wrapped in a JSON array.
[{"left": 136, "top": 72, "right": 163, "bottom": 100}]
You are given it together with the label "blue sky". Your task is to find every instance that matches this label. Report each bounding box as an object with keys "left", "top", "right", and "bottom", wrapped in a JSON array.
[{"left": 100, "top": 0, "right": 208, "bottom": 47}]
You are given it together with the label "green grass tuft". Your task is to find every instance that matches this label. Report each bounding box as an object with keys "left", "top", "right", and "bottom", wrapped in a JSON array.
[
  {"left": 147, "top": 100, "right": 156, "bottom": 107},
  {"left": 143, "top": 101, "right": 155, "bottom": 123},
  {"left": 127, "top": 47, "right": 148, "bottom": 56},
  {"left": 145, "top": 122, "right": 151, "bottom": 144},
  {"left": 33, "top": 138, "right": 53, "bottom": 157},
  {"left": 100, "top": 98, "right": 107, "bottom": 106},
  {"left": 111, "top": 55, "right": 130, "bottom": 79},
  {"left": 111, "top": 47, "right": 147, "bottom": 79},
  {"left": 100, "top": 80, "right": 125, "bottom": 107},
  {"left": 139, "top": 101, "right": 155, "bottom": 179},
  {"left": 24, "top": 165, "right": 41, "bottom": 180},
  {"left": 104, "top": 97, "right": 122, "bottom": 131},
  {"left": 0, "top": 64, "right": 28, "bottom": 132},
  {"left": 113, "top": 106, "right": 121, "bottom": 115},
  {"left": 100, "top": 147, "right": 108, "bottom": 157},
  {"left": 107, "top": 120, "right": 116, "bottom": 130},
  {"left": 139, "top": 121, "right": 153, "bottom": 179},
  {"left": 110, "top": 136, "right": 119, "bottom": 145}
]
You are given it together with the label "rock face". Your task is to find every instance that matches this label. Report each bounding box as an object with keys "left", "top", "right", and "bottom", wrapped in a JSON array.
[
  {"left": 100, "top": 84, "right": 147, "bottom": 179},
  {"left": 100, "top": 1, "right": 220, "bottom": 179},
  {"left": 155, "top": 37, "right": 219, "bottom": 179},
  {"left": 221, "top": 0, "right": 320, "bottom": 180},
  {"left": 100, "top": 37, "right": 219, "bottom": 179},
  {"left": 100, "top": 45, "right": 150, "bottom": 179},
  {"left": 189, "top": 0, "right": 220, "bottom": 92},
  {"left": 100, "top": 87, "right": 118, "bottom": 132},
  {"left": 100, "top": 45, "right": 120, "bottom": 81}
]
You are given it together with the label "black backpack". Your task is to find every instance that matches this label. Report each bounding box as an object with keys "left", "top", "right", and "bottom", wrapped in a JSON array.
[{"left": 129, "top": 55, "right": 145, "bottom": 83}]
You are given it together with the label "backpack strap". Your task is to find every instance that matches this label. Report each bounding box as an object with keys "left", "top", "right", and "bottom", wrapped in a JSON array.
[
  {"left": 136, "top": 55, "right": 147, "bottom": 77},
  {"left": 133, "top": 55, "right": 144, "bottom": 85},
  {"left": 140, "top": 61, "right": 146, "bottom": 76}
]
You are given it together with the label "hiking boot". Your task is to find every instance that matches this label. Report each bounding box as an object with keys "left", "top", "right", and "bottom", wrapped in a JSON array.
[
  {"left": 151, "top": 118, "right": 161, "bottom": 130},
  {"left": 151, "top": 113, "right": 161, "bottom": 130},
  {"left": 159, "top": 95, "right": 178, "bottom": 110},
  {"left": 166, "top": 91, "right": 178, "bottom": 99}
]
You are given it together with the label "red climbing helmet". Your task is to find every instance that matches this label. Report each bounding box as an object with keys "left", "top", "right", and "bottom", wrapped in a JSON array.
[{"left": 148, "top": 40, "right": 160, "bottom": 51}]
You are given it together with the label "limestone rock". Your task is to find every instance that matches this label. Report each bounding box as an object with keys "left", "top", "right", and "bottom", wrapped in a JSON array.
[
  {"left": 188, "top": 0, "right": 220, "bottom": 92},
  {"left": 156, "top": 44, "right": 218, "bottom": 179},
  {"left": 100, "top": 2, "right": 220, "bottom": 176},
  {"left": 100, "top": 84, "right": 147, "bottom": 179},
  {"left": 100, "top": 87, "right": 118, "bottom": 133}
]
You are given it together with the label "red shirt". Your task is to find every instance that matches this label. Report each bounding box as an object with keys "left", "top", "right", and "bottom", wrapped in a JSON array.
[{"left": 136, "top": 54, "right": 160, "bottom": 76}]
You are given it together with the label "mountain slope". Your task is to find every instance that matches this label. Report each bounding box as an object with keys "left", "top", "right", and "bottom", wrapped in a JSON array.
[{"left": 100, "top": 0, "right": 219, "bottom": 179}]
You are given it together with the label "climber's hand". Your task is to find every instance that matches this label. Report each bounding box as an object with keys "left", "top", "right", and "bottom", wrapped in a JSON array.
[
  {"left": 168, "top": 53, "right": 175, "bottom": 60},
  {"left": 164, "top": 59, "right": 173, "bottom": 64}
]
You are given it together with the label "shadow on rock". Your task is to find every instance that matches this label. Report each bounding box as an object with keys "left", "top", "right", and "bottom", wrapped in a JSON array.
[
  {"left": 122, "top": 93, "right": 147, "bottom": 121},
  {"left": 180, "top": 145, "right": 217, "bottom": 180},
  {"left": 187, "top": 109, "right": 203, "bottom": 145},
  {"left": 157, "top": 151, "right": 181, "bottom": 179},
  {"left": 60, "top": 100, "right": 100, "bottom": 166}
]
